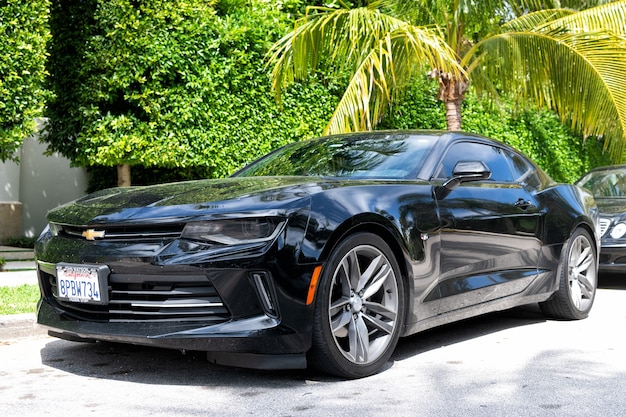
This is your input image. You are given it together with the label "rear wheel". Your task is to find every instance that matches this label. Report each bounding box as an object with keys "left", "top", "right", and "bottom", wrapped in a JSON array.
[
  {"left": 309, "top": 233, "right": 405, "bottom": 378},
  {"left": 540, "top": 228, "right": 597, "bottom": 320}
]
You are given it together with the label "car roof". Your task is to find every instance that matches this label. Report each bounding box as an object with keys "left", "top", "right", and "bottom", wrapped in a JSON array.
[{"left": 583, "top": 164, "right": 626, "bottom": 174}]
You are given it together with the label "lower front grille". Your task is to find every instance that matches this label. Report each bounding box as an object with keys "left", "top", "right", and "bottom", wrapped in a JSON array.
[{"left": 41, "top": 269, "right": 230, "bottom": 323}]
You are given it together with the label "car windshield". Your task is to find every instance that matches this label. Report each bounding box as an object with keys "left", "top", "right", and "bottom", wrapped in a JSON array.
[
  {"left": 233, "top": 133, "right": 437, "bottom": 179},
  {"left": 577, "top": 169, "right": 626, "bottom": 198}
]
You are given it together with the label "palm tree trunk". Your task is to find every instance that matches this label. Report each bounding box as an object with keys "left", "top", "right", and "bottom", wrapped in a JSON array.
[
  {"left": 117, "top": 164, "right": 131, "bottom": 187},
  {"left": 445, "top": 99, "right": 463, "bottom": 131},
  {"left": 434, "top": 71, "right": 468, "bottom": 131}
]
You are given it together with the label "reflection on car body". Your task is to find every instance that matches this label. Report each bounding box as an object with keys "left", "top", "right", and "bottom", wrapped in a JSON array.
[{"left": 36, "top": 130, "right": 599, "bottom": 378}]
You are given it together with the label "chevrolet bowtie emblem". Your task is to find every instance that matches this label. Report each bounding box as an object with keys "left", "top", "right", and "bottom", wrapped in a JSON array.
[{"left": 82, "top": 229, "right": 106, "bottom": 241}]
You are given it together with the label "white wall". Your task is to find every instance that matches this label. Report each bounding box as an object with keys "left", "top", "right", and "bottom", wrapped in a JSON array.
[
  {"left": 0, "top": 157, "right": 20, "bottom": 201},
  {"left": 0, "top": 151, "right": 23, "bottom": 241},
  {"left": 19, "top": 137, "right": 89, "bottom": 237},
  {"left": 1, "top": 123, "right": 89, "bottom": 239}
]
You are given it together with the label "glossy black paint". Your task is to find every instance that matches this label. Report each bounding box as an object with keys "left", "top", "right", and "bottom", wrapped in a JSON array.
[
  {"left": 36, "top": 131, "right": 599, "bottom": 370},
  {"left": 576, "top": 165, "right": 626, "bottom": 272}
]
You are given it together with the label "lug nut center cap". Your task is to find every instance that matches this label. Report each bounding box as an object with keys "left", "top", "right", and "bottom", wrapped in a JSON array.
[{"left": 351, "top": 296, "right": 363, "bottom": 312}]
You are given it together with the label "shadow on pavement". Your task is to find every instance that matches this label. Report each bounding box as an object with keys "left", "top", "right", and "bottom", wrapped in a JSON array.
[
  {"left": 393, "top": 303, "right": 546, "bottom": 362},
  {"left": 598, "top": 272, "right": 626, "bottom": 290},
  {"left": 39, "top": 272, "right": 626, "bottom": 384},
  {"left": 39, "top": 303, "right": 548, "bottom": 384}
]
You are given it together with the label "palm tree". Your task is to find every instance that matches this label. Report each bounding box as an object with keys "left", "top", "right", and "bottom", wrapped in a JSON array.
[{"left": 268, "top": 0, "right": 626, "bottom": 161}]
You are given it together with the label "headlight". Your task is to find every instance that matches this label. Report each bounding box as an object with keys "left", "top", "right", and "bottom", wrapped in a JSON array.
[
  {"left": 45, "top": 223, "right": 61, "bottom": 237},
  {"left": 610, "top": 222, "right": 626, "bottom": 239},
  {"left": 181, "top": 218, "right": 284, "bottom": 245}
]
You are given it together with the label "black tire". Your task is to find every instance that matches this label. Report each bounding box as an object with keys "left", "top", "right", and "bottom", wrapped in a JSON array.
[
  {"left": 308, "top": 233, "right": 405, "bottom": 378},
  {"left": 540, "top": 228, "right": 597, "bottom": 320}
]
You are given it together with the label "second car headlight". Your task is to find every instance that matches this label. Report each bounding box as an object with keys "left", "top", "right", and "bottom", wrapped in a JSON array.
[
  {"left": 181, "top": 218, "right": 285, "bottom": 245},
  {"left": 610, "top": 222, "right": 626, "bottom": 239}
]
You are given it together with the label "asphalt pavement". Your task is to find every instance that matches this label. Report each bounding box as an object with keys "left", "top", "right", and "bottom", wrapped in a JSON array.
[{"left": 3, "top": 280, "right": 626, "bottom": 417}]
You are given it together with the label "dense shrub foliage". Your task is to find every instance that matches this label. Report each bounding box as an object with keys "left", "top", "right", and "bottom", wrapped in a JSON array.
[
  {"left": 0, "top": 0, "right": 50, "bottom": 161},
  {"left": 462, "top": 96, "right": 611, "bottom": 183},
  {"left": 0, "top": 0, "right": 610, "bottom": 190},
  {"left": 380, "top": 76, "right": 612, "bottom": 183},
  {"left": 46, "top": 0, "right": 339, "bottom": 186}
]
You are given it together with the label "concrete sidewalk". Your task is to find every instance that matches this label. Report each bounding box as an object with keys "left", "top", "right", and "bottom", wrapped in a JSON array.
[
  {"left": 0, "top": 312, "right": 45, "bottom": 339},
  {"left": 0, "top": 269, "right": 38, "bottom": 287},
  {"left": 1, "top": 244, "right": 37, "bottom": 287},
  {"left": 0, "top": 245, "right": 34, "bottom": 262}
]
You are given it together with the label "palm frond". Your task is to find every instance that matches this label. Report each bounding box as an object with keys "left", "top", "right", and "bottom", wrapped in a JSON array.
[
  {"left": 266, "top": 7, "right": 409, "bottom": 103},
  {"left": 324, "top": 25, "right": 464, "bottom": 135},
  {"left": 502, "top": 9, "right": 576, "bottom": 31},
  {"left": 550, "top": 0, "right": 626, "bottom": 35},
  {"left": 506, "top": 0, "right": 626, "bottom": 35},
  {"left": 465, "top": 29, "right": 626, "bottom": 160}
]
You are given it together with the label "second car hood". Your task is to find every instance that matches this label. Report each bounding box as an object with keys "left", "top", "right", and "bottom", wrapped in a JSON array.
[{"left": 47, "top": 176, "right": 324, "bottom": 225}]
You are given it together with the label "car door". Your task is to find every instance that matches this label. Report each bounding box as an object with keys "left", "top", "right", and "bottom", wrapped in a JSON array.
[{"left": 433, "top": 140, "right": 544, "bottom": 314}]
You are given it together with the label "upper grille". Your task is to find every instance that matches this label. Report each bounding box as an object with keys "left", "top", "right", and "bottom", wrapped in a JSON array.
[
  {"left": 59, "top": 224, "right": 184, "bottom": 241},
  {"left": 40, "top": 268, "right": 230, "bottom": 323}
]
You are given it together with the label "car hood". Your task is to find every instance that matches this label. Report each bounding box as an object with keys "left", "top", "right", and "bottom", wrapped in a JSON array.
[
  {"left": 595, "top": 198, "right": 626, "bottom": 217},
  {"left": 47, "top": 176, "right": 327, "bottom": 225}
]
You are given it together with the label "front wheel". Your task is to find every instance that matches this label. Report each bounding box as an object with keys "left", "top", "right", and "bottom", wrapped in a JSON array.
[
  {"left": 309, "top": 233, "right": 405, "bottom": 378},
  {"left": 540, "top": 228, "right": 597, "bottom": 320}
]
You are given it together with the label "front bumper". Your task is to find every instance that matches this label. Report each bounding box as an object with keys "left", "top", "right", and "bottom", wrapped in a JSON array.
[
  {"left": 35, "top": 249, "right": 316, "bottom": 370},
  {"left": 34, "top": 210, "right": 321, "bottom": 370},
  {"left": 598, "top": 245, "right": 626, "bottom": 273},
  {"left": 37, "top": 299, "right": 308, "bottom": 369}
]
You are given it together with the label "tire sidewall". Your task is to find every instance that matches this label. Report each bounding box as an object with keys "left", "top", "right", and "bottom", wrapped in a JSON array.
[
  {"left": 559, "top": 228, "right": 597, "bottom": 318},
  {"left": 311, "top": 232, "right": 405, "bottom": 378}
]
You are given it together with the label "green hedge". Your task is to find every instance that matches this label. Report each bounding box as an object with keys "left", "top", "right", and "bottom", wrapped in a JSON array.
[
  {"left": 0, "top": 0, "right": 50, "bottom": 161},
  {"left": 462, "top": 95, "right": 611, "bottom": 183},
  {"left": 44, "top": 0, "right": 610, "bottom": 190},
  {"left": 380, "top": 76, "right": 612, "bottom": 183},
  {"left": 89, "top": 76, "right": 611, "bottom": 191},
  {"left": 46, "top": 0, "right": 338, "bottom": 188}
]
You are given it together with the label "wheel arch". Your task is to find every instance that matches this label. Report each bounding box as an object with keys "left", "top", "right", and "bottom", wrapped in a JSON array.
[
  {"left": 316, "top": 214, "right": 416, "bottom": 321},
  {"left": 539, "top": 223, "right": 598, "bottom": 320},
  {"left": 307, "top": 223, "right": 413, "bottom": 377},
  {"left": 575, "top": 220, "right": 599, "bottom": 255},
  {"left": 538, "top": 184, "right": 599, "bottom": 249},
  {"left": 559, "top": 218, "right": 599, "bottom": 264}
]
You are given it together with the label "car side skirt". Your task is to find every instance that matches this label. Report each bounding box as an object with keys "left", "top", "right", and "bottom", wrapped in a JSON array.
[{"left": 402, "top": 269, "right": 556, "bottom": 337}]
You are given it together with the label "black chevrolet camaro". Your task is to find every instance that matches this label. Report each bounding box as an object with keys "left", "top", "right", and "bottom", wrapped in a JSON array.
[{"left": 36, "top": 131, "right": 599, "bottom": 378}]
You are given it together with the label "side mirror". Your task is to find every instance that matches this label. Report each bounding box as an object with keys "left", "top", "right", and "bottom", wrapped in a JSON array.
[
  {"left": 451, "top": 161, "right": 492, "bottom": 179},
  {"left": 434, "top": 161, "right": 491, "bottom": 199}
]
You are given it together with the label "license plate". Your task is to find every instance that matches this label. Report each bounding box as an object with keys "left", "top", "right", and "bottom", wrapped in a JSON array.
[{"left": 56, "top": 263, "right": 110, "bottom": 305}]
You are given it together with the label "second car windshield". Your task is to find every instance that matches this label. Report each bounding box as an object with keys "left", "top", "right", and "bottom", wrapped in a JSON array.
[
  {"left": 233, "top": 133, "right": 437, "bottom": 180},
  {"left": 578, "top": 170, "right": 626, "bottom": 198}
]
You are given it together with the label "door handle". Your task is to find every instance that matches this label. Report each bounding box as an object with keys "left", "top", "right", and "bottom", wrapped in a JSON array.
[{"left": 514, "top": 198, "right": 533, "bottom": 210}]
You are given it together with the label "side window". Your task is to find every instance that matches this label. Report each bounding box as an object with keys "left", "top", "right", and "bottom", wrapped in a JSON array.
[
  {"left": 506, "top": 151, "right": 541, "bottom": 188},
  {"left": 435, "top": 142, "right": 514, "bottom": 182}
]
